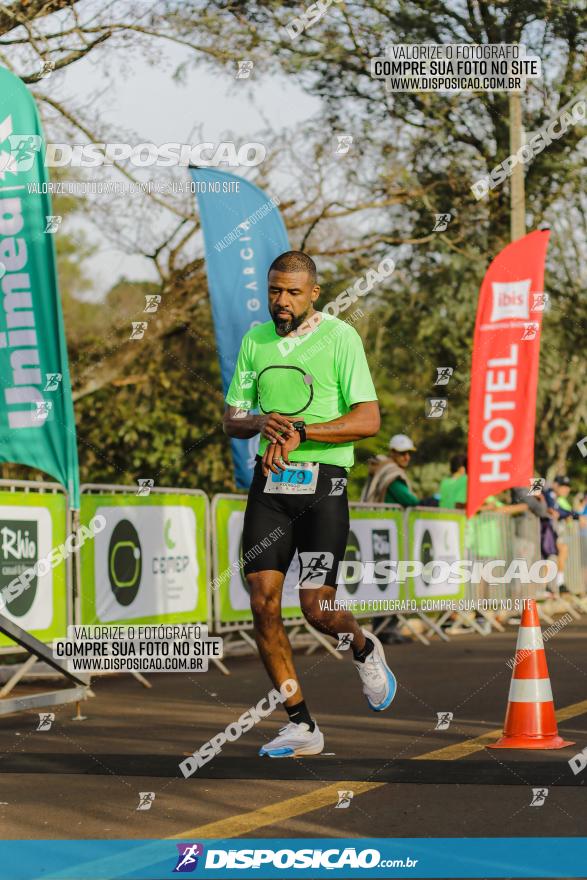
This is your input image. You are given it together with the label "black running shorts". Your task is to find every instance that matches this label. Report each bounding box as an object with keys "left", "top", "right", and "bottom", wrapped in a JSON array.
[{"left": 242, "top": 456, "right": 350, "bottom": 589}]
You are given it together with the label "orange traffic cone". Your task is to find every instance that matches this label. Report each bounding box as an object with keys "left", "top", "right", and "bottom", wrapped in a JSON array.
[{"left": 488, "top": 599, "right": 574, "bottom": 750}]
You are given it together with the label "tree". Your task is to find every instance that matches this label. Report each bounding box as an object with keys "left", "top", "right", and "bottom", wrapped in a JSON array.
[
  {"left": 182, "top": 0, "right": 586, "bottom": 486},
  {"left": 1, "top": 0, "right": 585, "bottom": 493}
]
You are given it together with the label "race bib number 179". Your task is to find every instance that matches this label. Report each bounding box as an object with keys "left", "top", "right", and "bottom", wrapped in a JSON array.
[{"left": 263, "top": 462, "right": 319, "bottom": 494}]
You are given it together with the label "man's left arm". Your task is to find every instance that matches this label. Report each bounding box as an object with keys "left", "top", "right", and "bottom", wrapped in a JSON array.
[
  {"left": 304, "top": 325, "right": 380, "bottom": 441},
  {"left": 263, "top": 402, "right": 379, "bottom": 474},
  {"left": 305, "top": 401, "right": 380, "bottom": 443}
]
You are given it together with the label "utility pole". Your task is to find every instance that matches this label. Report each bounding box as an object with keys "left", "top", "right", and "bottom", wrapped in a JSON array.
[{"left": 509, "top": 91, "right": 526, "bottom": 241}]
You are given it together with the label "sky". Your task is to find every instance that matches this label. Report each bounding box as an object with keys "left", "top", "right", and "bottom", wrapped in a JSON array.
[{"left": 54, "top": 37, "right": 319, "bottom": 299}]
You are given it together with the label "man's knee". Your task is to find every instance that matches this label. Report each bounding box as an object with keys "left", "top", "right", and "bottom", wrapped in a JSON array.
[{"left": 249, "top": 581, "right": 282, "bottom": 624}]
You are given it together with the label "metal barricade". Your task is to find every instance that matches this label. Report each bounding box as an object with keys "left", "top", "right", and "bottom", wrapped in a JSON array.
[
  {"left": 465, "top": 511, "right": 541, "bottom": 607},
  {"left": 0, "top": 479, "right": 90, "bottom": 715},
  {"left": 0, "top": 478, "right": 72, "bottom": 655},
  {"left": 557, "top": 518, "right": 585, "bottom": 596}
]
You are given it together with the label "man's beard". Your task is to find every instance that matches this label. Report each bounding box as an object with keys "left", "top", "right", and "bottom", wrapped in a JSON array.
[{"left": 271, "top": 306, "right": 310, "bottom": 336}]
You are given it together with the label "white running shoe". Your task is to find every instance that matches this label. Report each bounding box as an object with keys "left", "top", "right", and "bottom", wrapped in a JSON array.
[
  {"left": 259, "top": 721, "right": 324, "bottom": 758},
  {"left": 354, "top": 628, "right": 397, "bottom": 712}
]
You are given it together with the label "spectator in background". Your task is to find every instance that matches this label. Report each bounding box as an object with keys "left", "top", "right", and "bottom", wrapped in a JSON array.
[
  {"left": 545, "top": 475, "right": 581, "bottom": 522},
  {"left": 511, "top": 483, "right": 549, "bottom": 520},
  {"left": 462, "top": 491, "right": 527, "bottom": 630},
  {"left": 360, "top": 434, "right": 420, "bottom": 644},
  {"left": 361, "top": 434, "right": 420, "bottom": 506},
  {"left": 543, "top": 475, "right": 586, "bottom": 594},
  {"left": 438, "top": 453, "right": 467, "bottom": 509},
  {"left": 510, "top": 482, "right": 557, "bottom": 593}
]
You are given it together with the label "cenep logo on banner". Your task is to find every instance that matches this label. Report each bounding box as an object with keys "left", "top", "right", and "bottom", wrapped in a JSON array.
[
  {"left": 95, "top": 506, "right": 198, "bottom": 622},
  {"left": 0, "top": 506, "right": 52, "bottom": 626},
  {"left": 107, "top": 519, "right": 142, "bottom": 606}
]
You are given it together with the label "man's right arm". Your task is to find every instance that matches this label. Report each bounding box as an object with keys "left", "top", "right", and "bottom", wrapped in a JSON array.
[
  {"left": 223, "top": 405, "right": 259, "bottom": 439},
  {"left": 223, "top": 406, "right": 297, "bottom": 442},
  {"left": 223, "top": 335, "right": 263, "bottom": 439}
]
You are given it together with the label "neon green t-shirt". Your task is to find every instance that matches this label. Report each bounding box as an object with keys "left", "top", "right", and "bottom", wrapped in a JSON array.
[
  {"left": 225, "top": 314, "right": 377, "bottom": 468},
  {"left": 439, "top": 474, "right": 467, "bottom": 509},
  {"left": 466, "top": 494, "right": 503, "bottom": 557}
]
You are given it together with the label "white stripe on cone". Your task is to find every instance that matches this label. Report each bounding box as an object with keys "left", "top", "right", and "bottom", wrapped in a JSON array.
[
  {"left": 516, "top": 626, "right": 544, "bottom": 651},
  {"left": 508, "top": 678, "right": 553, "bottom": 703}
]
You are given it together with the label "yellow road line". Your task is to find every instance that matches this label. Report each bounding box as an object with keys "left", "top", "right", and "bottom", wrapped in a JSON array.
[
  {"left": 414, "top": 728, "right": 504, "bottom": 760},
  {"left": 554, "top": 698, "right": 587, "bottom": 723},
  {"left": 170, "top": 780, "right": 384, "bottom": 839},
  {"left": 172, "top": 698, "right": 587, "bottom": 838},
  {"left": 52, "top": 699, "right": 586, "bottom": 878},
  {"left": 415, "top": 697, "right": 587, "bottom": 761}
]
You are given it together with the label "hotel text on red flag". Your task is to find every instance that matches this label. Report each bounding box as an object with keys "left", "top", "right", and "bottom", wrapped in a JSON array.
[{"left": 466, "top": 230, "right": 550, "bottom": 516}]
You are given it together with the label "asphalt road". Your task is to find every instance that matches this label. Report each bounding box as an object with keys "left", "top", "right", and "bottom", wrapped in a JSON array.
[{"left": 0, "top": 615, "right": 585, "bottom": 852}]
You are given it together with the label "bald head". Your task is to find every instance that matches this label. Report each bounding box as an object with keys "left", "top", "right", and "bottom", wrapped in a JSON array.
[{"left": 269, "top": 251, "right": 317, "bottom": 285}]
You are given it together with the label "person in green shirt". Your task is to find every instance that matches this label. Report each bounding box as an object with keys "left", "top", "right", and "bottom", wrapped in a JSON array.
[
  {"left": 438, "top": 453, "right": 467, "bottom": 510},
  {"left": 223, "top": 250, "right": 397, "bottom": 760},
  {"left": 383, "top": 434, "right": 420, "bottom": 506}
]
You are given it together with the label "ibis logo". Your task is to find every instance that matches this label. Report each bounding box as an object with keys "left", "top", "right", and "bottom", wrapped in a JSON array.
[{"left": 490, "top": 280, "right": 531, "bottom": 323}]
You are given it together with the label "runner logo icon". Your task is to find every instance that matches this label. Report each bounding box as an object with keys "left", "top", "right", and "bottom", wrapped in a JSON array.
[
  {"left": 298, "top": 551, "right": 334, "bottom": 587},
  {"left": 435, "top": 712, "right": 453, "bottom": 730},
  {"left": 336, "top": 632, "right": 354, "bottom": 651},
  {"left": 173, "top": 843, "right": 204, "bottom": 872},
  {"left": 530, "top": 788, "right": 548, "bottom": 807}
]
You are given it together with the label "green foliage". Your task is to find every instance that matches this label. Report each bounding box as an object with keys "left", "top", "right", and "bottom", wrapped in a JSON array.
[
  {"left": 5, "top": 0, "right": 586, "bottom": 499},
  {"left": 72, "top": 285, "right": 235, "bottom": 494}
]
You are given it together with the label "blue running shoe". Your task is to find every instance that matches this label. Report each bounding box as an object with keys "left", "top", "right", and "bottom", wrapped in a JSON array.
[
  {"left": 259, "top": 721, "right": 324, "bottom": 758},
  {"left": 354, "top": 629, "right": 397, "bottom": 711}
]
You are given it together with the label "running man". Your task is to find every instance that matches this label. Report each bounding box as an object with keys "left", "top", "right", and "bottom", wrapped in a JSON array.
[{"left": 223, "top": 250, "right": 396, "bottom": 758}]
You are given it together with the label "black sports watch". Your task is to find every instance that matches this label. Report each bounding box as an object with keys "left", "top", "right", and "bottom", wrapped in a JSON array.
[{"left": 292, "top": 420, "right": 306, "bottom": 443}]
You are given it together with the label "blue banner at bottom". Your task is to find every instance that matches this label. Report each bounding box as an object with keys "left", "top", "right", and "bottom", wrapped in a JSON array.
[{"left": 4, "top": 838, "right": 587, "bottom": 879}]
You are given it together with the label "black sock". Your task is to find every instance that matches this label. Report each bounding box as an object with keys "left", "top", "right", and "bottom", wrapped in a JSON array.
[
  {"left": 353, "top": 636, "right": 374, "bottom": 663},
  {"left": 286, "top": 700, "right": 315, "bottom": 731}
]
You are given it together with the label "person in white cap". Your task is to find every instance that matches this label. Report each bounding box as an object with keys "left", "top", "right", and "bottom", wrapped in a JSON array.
[{"left": 361, "top": 434, "right": 420, "bottom": 506}]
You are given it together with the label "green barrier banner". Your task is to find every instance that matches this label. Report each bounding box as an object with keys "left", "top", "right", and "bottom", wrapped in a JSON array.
[
  {"left": 213, "top": 496, "right": 299, "bottom": 624},
  {"left": 336, "top": 507, "right": 405, "bottom": 608},
  {"left": 0, "top": 67, "right": 79, "bottom": 506},
  {"left": 0, "top": 490, "right": 67, "bottom": 646},
  {"left": 80, "top": 493, "right": 208, "bottom": 626},
  {"left": 406, "top": 508, "right": 467, "bottom": 606},
  {"left": 213, "top": 497, "right": 406, "bottom": 624}
]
